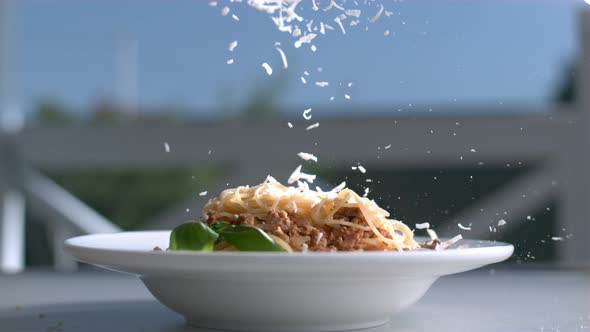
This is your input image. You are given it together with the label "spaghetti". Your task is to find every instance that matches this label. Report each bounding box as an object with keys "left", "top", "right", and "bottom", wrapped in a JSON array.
[{"left": 203, "top": 176, "right": 419, "bottom": 252}]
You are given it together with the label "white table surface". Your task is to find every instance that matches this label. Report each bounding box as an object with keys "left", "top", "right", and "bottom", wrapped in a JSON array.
[{"left": 0, "top": 268, "right": 589, "bottom": 332}]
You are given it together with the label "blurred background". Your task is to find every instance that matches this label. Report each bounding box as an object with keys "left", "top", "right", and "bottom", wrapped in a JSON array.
[{"left": 0, "top": 0, "right": 586, "bottom": 272}]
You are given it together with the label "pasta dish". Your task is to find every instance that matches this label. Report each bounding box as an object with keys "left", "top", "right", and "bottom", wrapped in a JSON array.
[{"left": 202, "top": 176, "right": 419, "bottom": 252}]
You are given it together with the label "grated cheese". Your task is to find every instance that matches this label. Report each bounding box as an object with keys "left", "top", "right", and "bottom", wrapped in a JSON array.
[
  {"left": 163, "top": 142, "right": 170, "bottom": 153},
  {"left": 457, "top": 223, "right": 472, "bottom": 230},
  {"left": 226, "top": 59, "right": 234, "bottom": 65},
  {"left": 229, "top": 40, "right": 238, "bottom": 52},
  {"left": 294, "top": 33, "right": 317, "bottom": 48},
  {"left": 199, "top": 191, "right": 208, "bottom": 196},
  {"left": 334, "top": 16, "right": 346, "bottom": 34},
  {"left": 302, "top": 108, "right": 312, "bottom": 120},
  {"left": 427, "top": 229, "right": 438, "bottom": 240},
  {"left": 299, "top": 171, "right": 317, "bottom": 183},
  {"left": 345, "top": 9, "right": 361, "bottom": 17},
  {"left": 261, "top": 62, "right": 273, "bottom": 75},
  {"left": 275, "top": 47, "right": 288, "bottom": 69},
  {"left": 315, "top": 81, "right": 329, "bottom": 87},
  {"left": 306, "top": 122, "right": 320, "bottom": 131},
  {"left": 357, "top": 165, "right": 367, "bottom": 173},
  {"left": 369, "top": 4, "right": 384, "bottom": 23},
  {"left": 497, "top": 219, "right": 507, "bottom": 226},
  {"left": 298, "top": 152, "right": 318, "bottom": 162},
  {"left": 331, "top": 181, "right": 346, "bottom": 193},
  {"left": 442, "top": 234, "right": 463, "bottom": 249},
  {"left": 287, "top": 122, "right": 293, "bottom": 128},
  {"left": 287, "top": 165, "right": 303, "bottom": 184},
  {"left": 415, "top": 222, "right": 430, "bottom": 230},
  {"left": 231, "top": 14, "right": 240, "bottom": 21},
  {"left": 221, "top": 6, "right": 230, "bottom": 16}
]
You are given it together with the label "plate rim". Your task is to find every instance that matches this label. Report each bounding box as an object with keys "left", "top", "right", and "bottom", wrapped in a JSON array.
[{"left": 64, "top": 231, "right": 514, "bottom": 277}]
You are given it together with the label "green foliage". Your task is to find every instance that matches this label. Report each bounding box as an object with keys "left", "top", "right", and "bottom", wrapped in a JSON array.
[{"left": 36, "top": 98, "right": 76, "bottom": 125}]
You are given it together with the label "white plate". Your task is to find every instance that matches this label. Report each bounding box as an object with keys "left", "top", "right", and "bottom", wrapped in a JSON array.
[{"left": 64, "top": 231, "right": 513, "bottom": 332}]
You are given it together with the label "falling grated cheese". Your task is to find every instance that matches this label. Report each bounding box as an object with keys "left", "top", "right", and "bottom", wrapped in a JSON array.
[
  {"left": 551, "top": 236, "right": 564, "bottom": 241},
  {"left": 345, "top": 9, "right": 361, "bottom": 17},
  {"left": 384, "top": 29, "right": 390, "bottom": 36},
  {"left": 287, "top": 122, "right": 293, "bottom": 128},
  {"left": 497, "top": 219, "right": 507, "bottom": 227},
  {"left": 300, "top": 76, "right": 307, "bottom": 84},
  {"left": 199, "top": 191, "right": 208, "bottom": 196},
  {"left": 232, "top": 14, "right": 240, "bottom": 21},
  {"left": 310, "top": 45, "right": 317, "bottom": 52},
  {"left": 299, "top": 171, "right": 317, "bottom": 183},
  {"left": 331, "top": 182, "right": 346, "bottom": 193},
  {"left": 229, "top": 40, "right": 238, "bottom": 52},
  {"left": 298, "top": 152, "right": 318, "bottom": 162},
  {"left": 344, "top": 94, "right": 351, "bottom": 100},
  {"left": 363, "top": 187, "right": 370, "bottom": 197},
  {"left": 357, "top": 165, "right": 367, "bottom": 173},
  {"left": 306, "top": 122, "right": 320, "bottom": 131},
  {"left": 288, "top": 165, "right": 303, "bottom": 184},
  {"left": 221, "top": 6, "right": 230, "bottom": 16},
  {"left": 315, "top": 81, "right": 329, "bottom": 87},
  {"left": 302, "top": 108, "right": 312, "bottom": 120},
  {"left": 369, "top": 4, "right": 384, "bottom": 23},
  {"left": 384, "top": 144, "right": 391, "bottom": 149},
  {"left": 209, "top": 1, "right": 217, "bottom": 7},
  {"left": 294, "top": 33, "right": 317, "bottom": 48},
  {"left": 457, "top": 223, "right": 472, "bottom": 230},
  {"left": 326, "top": 0, "right": 345, "bottom": 11},
  {"left": 275, "top": 47, "right": 288, "bottom": 69},
  {"left": 334, "top": 16, "right": 346, "bottom": 34},
  {"left": 415, "top": 222, "right": 430, "bottom": 230},
  {"left": 311, "top": 0, "right": 319, "bottom": 11},
  {"left": 163, "top": 142, "right": 170, "bottom": 152},
  {"left": 226, "top": 59, "right": 234, "bottom": 65},
  {"left": 262, "top": 62, "right": 273, "bottom": 75},
  {"left": 427, "top": 229, "right": 438, "bottom": 240}
]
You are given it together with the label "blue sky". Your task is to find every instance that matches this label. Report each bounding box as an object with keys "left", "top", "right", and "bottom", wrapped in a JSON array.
[{"left": 9, "top": 0, "right": 581, "bottom": 115}]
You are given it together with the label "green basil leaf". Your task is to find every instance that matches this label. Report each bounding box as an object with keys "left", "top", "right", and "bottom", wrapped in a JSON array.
[
  {"left": 210, "top": 221, "right": 231, "bottom": 233},
  {"left": 216, "top": 224, "right": 286, "bottom": 252},
  {"left": 169, "top": 221, "right": 219, "bottom": 251}
]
